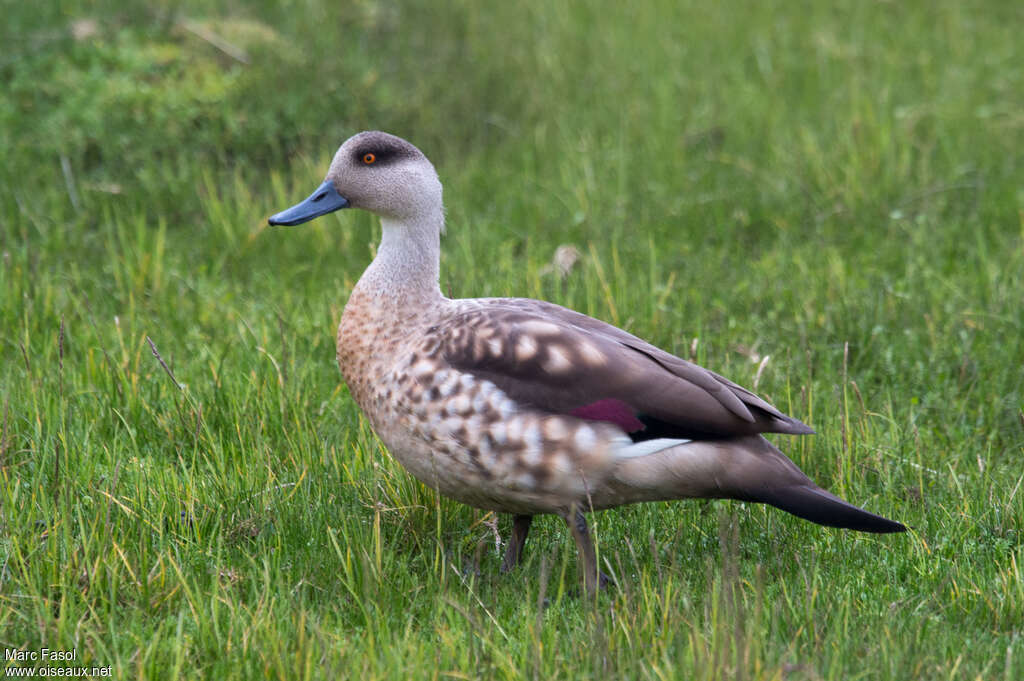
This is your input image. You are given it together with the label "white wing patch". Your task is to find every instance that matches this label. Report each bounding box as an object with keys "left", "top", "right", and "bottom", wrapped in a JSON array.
[{"left": 616, "top": 437, "right": 692, "bottom": 460}]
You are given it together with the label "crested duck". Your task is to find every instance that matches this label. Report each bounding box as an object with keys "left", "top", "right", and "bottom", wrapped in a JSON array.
[{"left": 269, "top": 131, "right": 905, "bottom": 595}]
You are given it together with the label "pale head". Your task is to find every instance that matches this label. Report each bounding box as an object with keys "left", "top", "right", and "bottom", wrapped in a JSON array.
[{"left": 269, "top": 131, "right": 443, "bottom": 225}]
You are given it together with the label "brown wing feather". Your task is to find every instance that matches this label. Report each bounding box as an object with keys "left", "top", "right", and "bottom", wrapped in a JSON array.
[
  {"left": 437, "top": 299, "right": 813, "bottom": 439},
  {"left": 497, "top": 298, "right": 806, "bottom": 424}
]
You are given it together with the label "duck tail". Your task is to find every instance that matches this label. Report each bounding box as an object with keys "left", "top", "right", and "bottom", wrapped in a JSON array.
[
  {"left": 752, "top": 483, "right": 907, "bottom": 533},
  {"left": 605, "top": 435, "right": 906, "bottom": 533}
]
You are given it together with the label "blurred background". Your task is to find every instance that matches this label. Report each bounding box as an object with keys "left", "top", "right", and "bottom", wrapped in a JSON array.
[
  {"left": 1, "top": 1, "right": 1021, "bottom": 678},
  {"left": 4, "top": 0, "right": 1021, "bottom": 463}
]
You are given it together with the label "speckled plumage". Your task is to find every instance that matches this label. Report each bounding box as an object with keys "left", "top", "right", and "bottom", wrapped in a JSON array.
[
  {"left": 338, "top": 288, "right": 629, "bottom": 516},
  {"left": 270, "top": 131, "right": 906, "bottom": 594}
]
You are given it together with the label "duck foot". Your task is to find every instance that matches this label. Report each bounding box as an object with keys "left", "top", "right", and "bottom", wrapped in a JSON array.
[{"left": 565, "top": 571, "right": 616, "bottom": 599}]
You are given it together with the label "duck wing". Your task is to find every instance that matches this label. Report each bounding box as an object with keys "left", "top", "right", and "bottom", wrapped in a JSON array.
[{"left": 435, "top": 299, "right": 813, "bottom": 440}]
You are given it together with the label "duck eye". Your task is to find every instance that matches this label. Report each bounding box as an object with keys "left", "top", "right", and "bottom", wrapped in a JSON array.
[{"left": 362, "top": 153, "right": 376, "bottom": 165}]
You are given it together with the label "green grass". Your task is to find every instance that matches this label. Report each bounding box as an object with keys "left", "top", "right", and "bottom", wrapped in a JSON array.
[{"left": 1, "top": 0, "right": 1022, "bottom": 678}]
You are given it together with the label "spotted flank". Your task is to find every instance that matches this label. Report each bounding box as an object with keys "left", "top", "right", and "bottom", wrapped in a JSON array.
[{"left": 388, "top": 347, "right": 628, "bottom": 509}]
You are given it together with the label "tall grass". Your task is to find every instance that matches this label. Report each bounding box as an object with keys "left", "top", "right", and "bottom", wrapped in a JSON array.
[{"left": 1, "top": 0, "right": 1021, "bottom": 678}]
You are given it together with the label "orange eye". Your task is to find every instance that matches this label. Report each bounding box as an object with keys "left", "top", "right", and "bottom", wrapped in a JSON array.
[{"left": 362, "top": 153, "right": 376, "bottom": 165}]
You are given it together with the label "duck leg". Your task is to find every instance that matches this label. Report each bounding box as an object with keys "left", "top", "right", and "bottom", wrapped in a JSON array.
[
  {"left": 501, "top": 514, "right": 533, "bottom": 572},
  {"left": 563, "top": 508, "right": 614, "bottom": 596}
]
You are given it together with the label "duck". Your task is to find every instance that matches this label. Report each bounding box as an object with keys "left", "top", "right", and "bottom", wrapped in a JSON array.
[{"left": 269, "top": 131, "right": 906, "bottom": 595}]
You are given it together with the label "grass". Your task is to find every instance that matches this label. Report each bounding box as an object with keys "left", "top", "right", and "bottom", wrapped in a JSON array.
[{"left": 1, "top": 0, "right": 1022, "bottom": 678}]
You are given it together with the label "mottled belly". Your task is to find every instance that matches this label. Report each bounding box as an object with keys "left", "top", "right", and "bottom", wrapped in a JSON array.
[{"left": 357, "top": 354, "right": 627, "bottom": 515}]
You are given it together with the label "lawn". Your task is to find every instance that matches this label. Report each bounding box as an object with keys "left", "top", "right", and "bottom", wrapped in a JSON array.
[{"left": 1, "top": 1, "right": 1021, "bottom": 678}]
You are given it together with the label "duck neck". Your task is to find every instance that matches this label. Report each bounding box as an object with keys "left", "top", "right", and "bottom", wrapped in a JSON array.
[{"left": 354, "top": 210, "right": 445, "bottom": 307}]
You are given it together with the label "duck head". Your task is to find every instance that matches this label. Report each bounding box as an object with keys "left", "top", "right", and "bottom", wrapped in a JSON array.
[{"left": 269, "top": 131, "right": 443, "bottom": 225}]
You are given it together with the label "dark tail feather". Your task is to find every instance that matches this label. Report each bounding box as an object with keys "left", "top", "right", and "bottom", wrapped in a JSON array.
[{"left": 756, "top": 484, "right": 907, "bottom": 533}]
